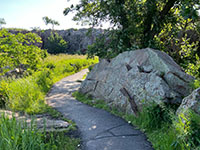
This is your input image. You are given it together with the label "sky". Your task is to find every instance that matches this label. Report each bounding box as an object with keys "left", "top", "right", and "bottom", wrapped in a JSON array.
[{"left": 0, "top": 0, "right": 103, "bottom": 30}]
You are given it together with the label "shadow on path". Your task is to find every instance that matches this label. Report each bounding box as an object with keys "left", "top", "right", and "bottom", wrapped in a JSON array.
[{"left": 46, "top": 69, "right": 153, "bottom": 150}]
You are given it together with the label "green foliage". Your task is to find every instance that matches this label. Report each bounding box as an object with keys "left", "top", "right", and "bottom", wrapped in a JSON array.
[
  {"left": 88, "top": 64, "right": 95, "bottom": 72},
  {"left": 0, "top": 54, "right": 98, "bottom": 114},
  {"left": 174, "top": 111, "right": 200, "bottom": 149},
  {"left": 154, "top": 17, "right": 200, "bottom": 77},
  {"left": 87, "top": 30, "right": 136, "bottom": 58},
  {"left": 188, "top": 112, "right": 200, "bottom": 147},
  {"left": 5, "top": 77, "right": 46, "bottom": 114},
  {"left": 0, "top": 18, "right": 6, "bottom": 28},
  {"left": 42, "top": 16, "right": 60, "bottom": 30},
  {"left": 64, "top": 0, "right": 200, "bottom": 60},
  {"left": 44, "top": 32, "right": 68, "bottom": 54},
  {"left": 0, "top": 114, "right": 79, "bottom": 150},
  {"left": 133, "top": 103, "right": 174, "bottom": 131},
  {"left": 191, "top": 79, "right": 200, "bottom": 89},
  {"left": 0, "top": 29, "right": 47, "bottom": 73},
  {"left": 34, "top": 69, "right": 53, "bottom": 93},
  {"left": 0, "top": 80, "right": 9, "bottom": 108}
]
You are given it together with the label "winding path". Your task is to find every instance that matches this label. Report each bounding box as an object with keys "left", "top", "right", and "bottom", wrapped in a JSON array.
[{"left": 46, "top": 69, "right": 153, "bottom": 150}]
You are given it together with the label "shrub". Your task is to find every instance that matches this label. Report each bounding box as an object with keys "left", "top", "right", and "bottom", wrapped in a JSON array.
[
  {"left": 44, "top": 32, "right": 68, "bottom": 54},
  {"left": 5, "top": 77, "right": 46, "bottom": 114},
  {"left": 0, "top": 29, "right": 46, "bottom": 73},
  {"left": 130, "top": 102, "right": 174, "bottom": 131},
  {"left": 88, "top": 64, "right": 95, "bottom": 72},
  {"left": 174, "top": 111, "right": 200, "bottom": 149},
  {"left": 45, "top": 62, "right": 56, "bottom": 69},
  {"left": 34, "top": 69, "right": 53, "bottom": 93}
]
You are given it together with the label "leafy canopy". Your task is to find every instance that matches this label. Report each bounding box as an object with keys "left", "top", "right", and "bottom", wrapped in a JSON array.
[
  {"left": 64, "top": 0, "right": 200, "bottom": 59},
  {"left": 44, "top": 32, "right": 68, "bottom": 54},
  {"left": 42, "top": 16, "right": 60, "bottom": 30}
]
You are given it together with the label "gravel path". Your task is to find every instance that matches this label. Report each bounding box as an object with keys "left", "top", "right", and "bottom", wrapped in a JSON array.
[{"left": 46, "top": 69, "right": 153, "bottom": 150}]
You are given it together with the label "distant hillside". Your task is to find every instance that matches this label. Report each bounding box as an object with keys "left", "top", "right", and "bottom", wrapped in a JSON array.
[{"left": 7, "top": 28, "right": 104, "bottom": 54}]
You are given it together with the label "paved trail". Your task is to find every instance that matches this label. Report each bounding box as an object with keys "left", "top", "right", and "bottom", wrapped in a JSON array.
[{"left": 46, "top": 69, "right": 153, "bottom": 150}]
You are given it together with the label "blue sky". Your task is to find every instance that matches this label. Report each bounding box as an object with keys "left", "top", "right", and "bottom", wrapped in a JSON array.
[{"left": 0, "top": 0, "right": 90, "bottom": 30}]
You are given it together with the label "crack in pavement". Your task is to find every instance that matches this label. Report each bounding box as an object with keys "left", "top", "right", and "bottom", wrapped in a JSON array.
[
  {"left": 47, "top": 69, "right": 153, "bottom": 150},
  {"left": 86, "top": 123, "right": 143, "bottom": 142},
  {"left": 85, "top": 124, "right": 126, "bottom": 142},
  {"left": 88, "top": 133, "right": 143, "bottom": 142}
]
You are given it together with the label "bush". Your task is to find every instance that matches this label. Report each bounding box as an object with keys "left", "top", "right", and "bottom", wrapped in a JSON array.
[
  {"left": 134, "top": 103, "right": 174, "bottom": 131},
  {"left": 44, "top": 32, "right": 68, "bottom": 54},
  {"left": 174, "top": 111, "right": 200, "bottom": 149},
  {"left": 34, "top": 69, "right": 53, "bottom": 93},
  {"left": 88, "top": 64, "right": 95, "bottom": 72},
  {"left": 5, "top": 77, "right": 46, "bottom": 114},
  {"left": 0, "top": 29, "right": 47, "bottom": 73}
]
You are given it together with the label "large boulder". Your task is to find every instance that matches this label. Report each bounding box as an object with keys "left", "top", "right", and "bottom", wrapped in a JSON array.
[
  {"left": 177, "top": 87, "right": 200, "bottom": 116},
  {"left": 79, "top": 48, "right": 194, "bottom": 115}
]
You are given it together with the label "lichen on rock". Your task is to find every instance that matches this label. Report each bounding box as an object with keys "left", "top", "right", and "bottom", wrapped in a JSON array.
[{"left": 79, "top": 48, "right": 194, "bottom": 115}]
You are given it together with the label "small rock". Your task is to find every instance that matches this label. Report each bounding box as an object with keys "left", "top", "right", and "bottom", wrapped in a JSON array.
[
  {"left": 0, "top": 110, "right": 69, "bottom": 132},
  {"left": 177, "top": 87, "right": 200, "bottom": 116}
]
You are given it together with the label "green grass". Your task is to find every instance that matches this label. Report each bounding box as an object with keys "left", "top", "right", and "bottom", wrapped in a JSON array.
[
  {"left": 73, "top": 91, "right": 200, "bottom": 150},
  {"left": 0, "top": 54, "right": 98, "bottom": 114},
  {"left": 0, "top": 113, "right": 80, "bottom": 150},
  {"left": 5, "top": 77, "right": 46, "bottom": 114},
  {"left": 0, "top": 54, "right": 97, "bottom": 150}
]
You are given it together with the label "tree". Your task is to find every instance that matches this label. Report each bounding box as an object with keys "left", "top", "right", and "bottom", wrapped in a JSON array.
[
  {"left": 0, "top": 18, "right": 6, "bottom": 28},
  {"left": 42, "top": 16, "right": 60, "bottom": 30},
  {"left": 42, "top": 16, "right": 68, "bottom": 54},
  {"left": 64, "top": 0, "right": 200, "bottom": 59},
  {"left": 43, "top": 32, "right": 68, "bottom": 54}
]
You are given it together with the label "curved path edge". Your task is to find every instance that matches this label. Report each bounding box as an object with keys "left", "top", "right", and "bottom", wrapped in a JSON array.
[{"left": 46, "top": 69, "right": 153, "bottom": 150}]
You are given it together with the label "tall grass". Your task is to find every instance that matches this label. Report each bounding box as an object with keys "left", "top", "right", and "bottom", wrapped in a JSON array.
[
  {"left": 5, "top": 77, "right": 46, "bottom": 114},
  {"left": 0, "top": 54, "right": 98, "bottom": 114},
  {"left": 43, "top": 54, "right": 98, "bottom": 82},
  {"left": 0, "top": 113, "right": 79, "bottom": 150}
]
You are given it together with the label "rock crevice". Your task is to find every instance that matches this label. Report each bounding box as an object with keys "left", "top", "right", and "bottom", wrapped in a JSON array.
[{"left": 79, "top": 48, "right": 194, "bottom": 114}]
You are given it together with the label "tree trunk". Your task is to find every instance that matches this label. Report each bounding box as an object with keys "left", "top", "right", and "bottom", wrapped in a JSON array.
[
  {"left": 116, "top": 0, "right": 132, "bottom": 48},
  {"left": 142, "top": 0, "right": 157, "bottom": 47},
  {"left": 142, "top": 0, "right": 179, "bottom": 47}
]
